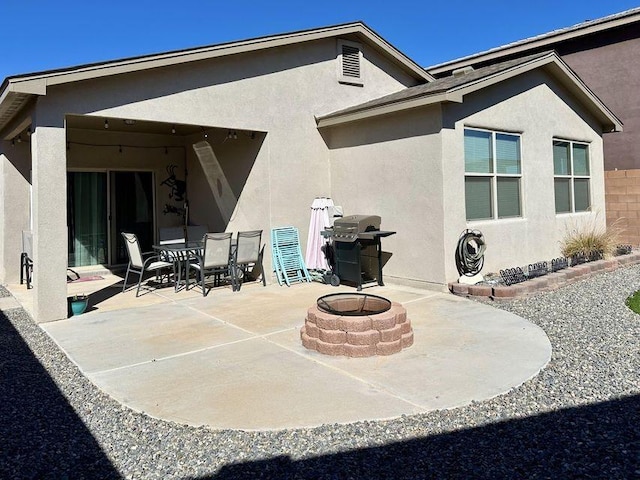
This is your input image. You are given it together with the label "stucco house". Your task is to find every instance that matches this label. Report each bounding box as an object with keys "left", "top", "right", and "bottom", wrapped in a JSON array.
[
  {"left": 0, "top": 22, "right": 621, "bottom": 322},
  {"left": 428, "top": 6, "right": 640, "bottom": 244}
]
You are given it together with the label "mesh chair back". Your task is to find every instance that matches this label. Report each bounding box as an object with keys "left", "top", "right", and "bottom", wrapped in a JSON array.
[
  {"left": 236, "top": 230, "right": 262, "bottom": 264},
  {"left": 203, "top": 233, "right": 233, "bottom": 268},
  {"left": 159, "top": 227, "right": 185, "bottom": 245},
  {"left": 187, "top": 225, "right": 208, "bottom": 243},
  {"left": 122, "top": 232, "right": 144, "bottom": 268}
]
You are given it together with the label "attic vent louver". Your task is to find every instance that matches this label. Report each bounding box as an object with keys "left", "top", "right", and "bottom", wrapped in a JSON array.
[
  {"left": 337, "top": 39, "right": 363, "bottom": 86},
  {"left": 342, "top": 45, "right": 360, "bottom": 78},
  {"left": 452, "top": 66, "right": 474, "bottom": 77}
]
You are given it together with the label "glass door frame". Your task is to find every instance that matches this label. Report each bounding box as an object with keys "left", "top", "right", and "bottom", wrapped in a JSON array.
[
  {"left": 67, "top": 167, "right": 157, "bottom": 268},
  {"left": 109, "top": 169, "right": 157, "bottom": 266}
]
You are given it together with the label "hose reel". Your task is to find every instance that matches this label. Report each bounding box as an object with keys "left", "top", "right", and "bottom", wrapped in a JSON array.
[{"left": 455, "top": 229, "right": 486, "bottom": 277}]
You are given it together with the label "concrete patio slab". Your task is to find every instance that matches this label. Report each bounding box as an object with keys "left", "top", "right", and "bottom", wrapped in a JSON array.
[
  {"left": 90, "top": 337, "right": 425, "bottom": 429},
  {"left": 42, "top": 303, "right": 253, "bottom": 373},
  {"left": 9, "top": 279, "right": 552, "bottom": 430}
]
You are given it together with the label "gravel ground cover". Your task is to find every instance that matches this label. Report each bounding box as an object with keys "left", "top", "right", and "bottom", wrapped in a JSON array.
[{"left": 1, "top": 266, "right": 639, "bottom": 479}]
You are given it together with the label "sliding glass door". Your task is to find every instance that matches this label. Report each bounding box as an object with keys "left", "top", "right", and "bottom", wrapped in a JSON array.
[
  {"left": 67, "top": 170, "right": 155, "bottom": 267},
  {"left": 111, "top": 171, "right": 154, "bottom": 265},
  {"left": 67, "top": 172, "right": 108, "bottom": 267}
]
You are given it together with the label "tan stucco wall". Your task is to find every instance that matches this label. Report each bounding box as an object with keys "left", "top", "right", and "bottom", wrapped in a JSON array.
[
  {"left": 43, "top": 37, "right": 418, "bottom": 244},
  {"left": 12, "top": 37, "right": 419, "bottom": 321},
  {"left": 323, "top": 70, "right": 606, "bottom": 287},
  {"left": 325, "top": 106, "right": 446, "bottom": 287},
  {"left": 0, "top": 141, "right": 31, "bottom": 283},
  {"left": 441, "top": 70, "right": 606, "bottom": 281}
]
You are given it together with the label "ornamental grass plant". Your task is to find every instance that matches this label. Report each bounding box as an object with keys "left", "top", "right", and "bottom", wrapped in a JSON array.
[{"left": 560, "top": 216, "right": 621, "bottom": 260}]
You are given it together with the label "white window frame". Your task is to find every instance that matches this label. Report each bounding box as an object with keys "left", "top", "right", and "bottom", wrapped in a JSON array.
[
  {"left": 464, "top": 127, "right": 523, "bottom": 221},
  {"left": 553, "top": 139, "right": 591, "bottom": 214},
  {"left": 337, "top": 39, "right": 363, "bottom": 86}
]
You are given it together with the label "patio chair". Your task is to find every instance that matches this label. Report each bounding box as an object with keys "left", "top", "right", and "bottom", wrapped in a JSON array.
[
  {"left": 234, "top": 230, "right": 266, "bottom": 291},
  {"left": 271, "top": 227, "right": 311, "bottom": 286},
  {"left": 121, "top": 232, "right": 175, "bottom": 297},
  {"left": 159, "top": 226, "right": 186, "bottom": 244},
  {"left": 187, "top": 232, "right": 238, "bottom": 296},
  {"left": 187, "top": 225, "right": 208, "bottom": 243}
]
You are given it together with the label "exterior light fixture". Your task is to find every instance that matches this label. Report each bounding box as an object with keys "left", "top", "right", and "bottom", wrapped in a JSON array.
[
  {"left": 171, "top": 125, "right": 176, "bottom": 134},
  {"left": 104, "top": 119, "right": 109, "bottom": 129}
]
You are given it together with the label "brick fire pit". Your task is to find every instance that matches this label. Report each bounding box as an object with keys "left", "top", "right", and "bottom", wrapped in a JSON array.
[{"left": 301, "top": 293, "right": 414, "bottom": 357}]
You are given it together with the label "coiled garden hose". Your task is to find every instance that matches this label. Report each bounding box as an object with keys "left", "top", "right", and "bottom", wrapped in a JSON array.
[{"left": 455, "top": 229, "right": 486, "bottom": 276}]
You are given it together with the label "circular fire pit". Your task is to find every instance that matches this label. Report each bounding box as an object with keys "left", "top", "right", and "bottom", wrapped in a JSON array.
[{"left": 301, "top": 293, "right": 413, "bottom": 357}]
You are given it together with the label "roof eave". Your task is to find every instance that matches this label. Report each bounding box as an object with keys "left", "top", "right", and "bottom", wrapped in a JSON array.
[
  {"left": 316, "top": 91, "right": 463, "bottom": 128},
  {"left": 448, "top": 53, "right": 623, "bottom": 132},
  {"left": 318, "top": 52, "right": 623, "bottom": 132},
  {"left": 3, "top": 22, "right": 432, "bottom": 95}
]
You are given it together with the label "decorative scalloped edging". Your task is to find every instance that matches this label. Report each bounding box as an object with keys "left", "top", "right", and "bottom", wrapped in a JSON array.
[
  {"left": 449, "top": 252, "right": 640, "bottom": 299},
  {"left": 301, "top": 302, "right": 414, "bottom": 357}
]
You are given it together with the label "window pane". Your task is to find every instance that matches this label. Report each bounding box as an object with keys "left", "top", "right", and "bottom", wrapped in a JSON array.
[
  {"left": 553, "top": 141, "right": 570, "bottom": 175},
  {"left": 554, "top": 178, "right": 571, "bottom": 213},
  {"left": 574, "top": 179, "right": 590, "bottom": 211},
  {"left": 497, "top": 177, "right": 521, "bottom": 218},
  {"left": 496, "top": 134, "right": 521, "bottom": 174},
  {"left": 464, "top": 130, "right": 492, "bottom": 173},
  {"left": 465, "top": 177, "right": 492, "bottom": 220},
  {"left": 573, "top": 144, "right": 589, "bottom": 175}
]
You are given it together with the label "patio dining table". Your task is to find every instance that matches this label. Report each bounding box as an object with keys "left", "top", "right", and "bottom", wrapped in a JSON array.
[
  {"left": 153, "top": 241, "right": 203, "bottom": 292},
  {"left": 153, "top": 239, "right": 239, "bottom": 292}
]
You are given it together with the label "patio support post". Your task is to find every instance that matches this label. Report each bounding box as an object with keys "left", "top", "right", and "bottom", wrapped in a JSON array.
[{"left": 31, "top": 126, "right": 68, "bottom": 322}]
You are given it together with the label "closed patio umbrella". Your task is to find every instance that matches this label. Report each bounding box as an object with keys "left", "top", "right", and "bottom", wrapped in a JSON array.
[{"left": 305, "top": 197, "right": 334, "bottom": 270}]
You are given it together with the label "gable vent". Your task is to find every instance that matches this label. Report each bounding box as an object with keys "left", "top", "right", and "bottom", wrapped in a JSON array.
[
  {"left": 342, "top": 44, "right": 361, "bottom": 78},
  {"left": 337, "top": 39, "right": 363, "bottom": 86}
]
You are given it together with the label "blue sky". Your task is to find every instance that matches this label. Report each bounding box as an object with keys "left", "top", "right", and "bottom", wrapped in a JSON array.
[{"left": 1, "top": 1, "right": 638, "bottom": 81}]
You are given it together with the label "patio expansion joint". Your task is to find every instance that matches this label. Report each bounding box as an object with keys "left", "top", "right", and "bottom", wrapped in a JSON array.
[
  {"left": 271, "top": 341, "right": 432, "bottom": 411},
  {"left": 398, "top": 293, "right": 440, "bottom": 305},
  {"left": 181, "top": 303, "right": 432, "bottom": 412},
  {"left": 92, "top": 336, "right": 260, "bottom": 375}
]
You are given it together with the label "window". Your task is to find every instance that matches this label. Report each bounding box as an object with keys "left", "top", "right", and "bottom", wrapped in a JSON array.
[
  {"left": 553, "top": 140, "right": 590, "bottom": 213},
  {"left": 464, "top": 128, "right": 522, "bottom": 221},
  {"left": 337, "top": 40, "right": 363, "bottom": 86}
]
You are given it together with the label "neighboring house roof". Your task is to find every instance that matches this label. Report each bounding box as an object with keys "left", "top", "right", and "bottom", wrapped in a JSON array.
[
  {"left": 427, "top": 7, "right": 640, "bottom": 76},
  {"left": 0, "top": 22, "right": 434, "bottom": 135},
  {"left": 316, "top": 51, "right": 623, "bottom": 132}
]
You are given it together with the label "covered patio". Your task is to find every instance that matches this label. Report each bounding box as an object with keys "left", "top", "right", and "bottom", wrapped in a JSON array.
[{"left": 6, "top": 275, "right": 550, "bottom": 430}]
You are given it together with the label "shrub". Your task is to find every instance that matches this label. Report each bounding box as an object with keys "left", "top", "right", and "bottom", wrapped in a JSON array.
[
  {"left": 625, "top": 290, "right": 640, "bottom": 314},
  {"left": 560, "top": 217, "right": 621, "bottom": 260}
]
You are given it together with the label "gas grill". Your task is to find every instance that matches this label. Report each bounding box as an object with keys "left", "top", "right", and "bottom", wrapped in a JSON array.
[{"left": 322, "top": 215, "right": 396, "bottom": 290}]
